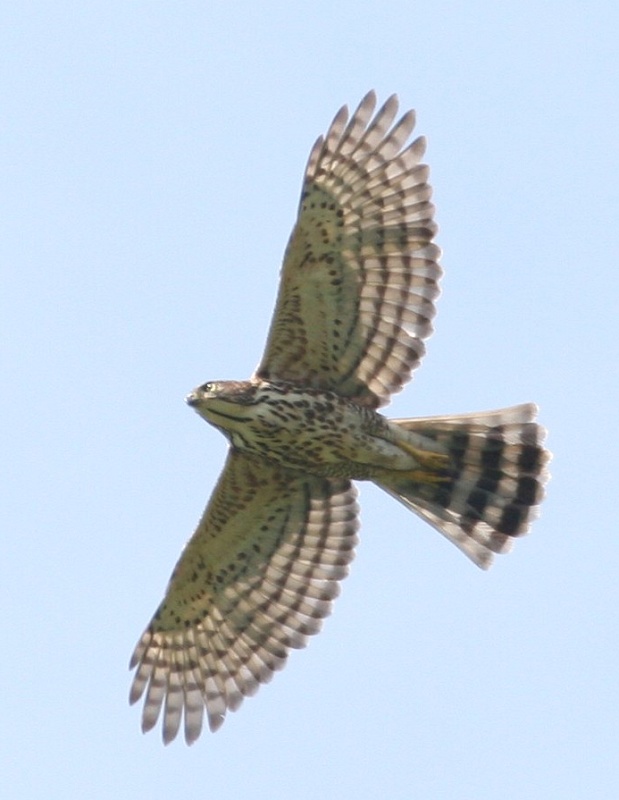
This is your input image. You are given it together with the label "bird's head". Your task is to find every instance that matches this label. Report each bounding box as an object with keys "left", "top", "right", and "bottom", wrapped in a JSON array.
[{"left": 185, "top": 380, "right": 259, "bottom": 433}]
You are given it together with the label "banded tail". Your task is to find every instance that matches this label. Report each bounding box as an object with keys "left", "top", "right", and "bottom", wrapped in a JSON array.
[{"left": 376, "top": 404, "right": 550, "bottom": 568}]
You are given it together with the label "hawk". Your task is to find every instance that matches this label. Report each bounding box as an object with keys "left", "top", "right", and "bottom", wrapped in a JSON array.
[{"left": 129, "top": 92, "right": 550, "bottom": 744}]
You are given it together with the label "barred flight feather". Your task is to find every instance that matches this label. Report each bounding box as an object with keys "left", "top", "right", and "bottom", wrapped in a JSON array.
[
  {"left": 130, "top": 451, "right": 359, "bottom": 744},
  {"left": 378, "top": 404, "right": 550, "bottom": 568},
  {"left": 255, "top": 90, "right": 442, "bottom": 409}
]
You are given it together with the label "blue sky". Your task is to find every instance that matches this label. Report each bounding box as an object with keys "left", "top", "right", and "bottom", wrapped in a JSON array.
[{"left": 3, "top": 2, "right": 618, "bottom": 798}]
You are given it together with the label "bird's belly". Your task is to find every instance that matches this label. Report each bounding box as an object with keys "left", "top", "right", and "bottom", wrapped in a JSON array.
[{"left": 230, "top": 397, "right": 411, "bottom": 479}]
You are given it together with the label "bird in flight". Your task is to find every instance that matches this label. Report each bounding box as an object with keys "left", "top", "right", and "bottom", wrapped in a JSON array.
[{"left": 129, "top": 91, "right": 550, "bottom": 744}]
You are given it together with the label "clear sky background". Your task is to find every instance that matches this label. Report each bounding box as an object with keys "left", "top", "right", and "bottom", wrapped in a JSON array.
[{"left": 3, "top": 3, "right": 618, "bottom": 798}]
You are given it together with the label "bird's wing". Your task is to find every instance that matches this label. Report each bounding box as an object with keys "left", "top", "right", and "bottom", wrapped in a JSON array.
[
  {"left": 254, "top": 90, "right": 442, "bottom": 409},
  {"left": 129, "top": 449, "right": 359, "bottom": 744}
]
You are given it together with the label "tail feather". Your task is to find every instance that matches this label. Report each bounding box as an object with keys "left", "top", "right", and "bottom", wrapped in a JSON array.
[{"left": 376, "top": 403, "right": 551, "bottom": 568}]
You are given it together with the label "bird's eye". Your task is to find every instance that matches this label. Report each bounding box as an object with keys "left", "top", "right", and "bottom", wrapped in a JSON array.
[{"left": 201, "top": 382, "right": 218, "bottom": 394}]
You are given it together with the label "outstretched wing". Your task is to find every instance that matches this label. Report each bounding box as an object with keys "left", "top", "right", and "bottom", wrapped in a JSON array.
[
  {"left": 255, "top": 90, "right": 442, "bottom": 409},
  {"left": 129, "top": 450, "right": 359, "bottom": 744}
]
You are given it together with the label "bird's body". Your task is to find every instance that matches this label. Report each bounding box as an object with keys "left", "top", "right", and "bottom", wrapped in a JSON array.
[
  {"left": 129, "top": 92, "right": 550, "bottom": 745},
  {"left": 186, "top": 379, "right": 422, "bottom": 479}
]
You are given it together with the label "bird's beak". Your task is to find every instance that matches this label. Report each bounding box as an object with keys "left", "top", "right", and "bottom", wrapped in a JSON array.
[{"left": 185, "top": 391, "right": 200, "bottom": 407}]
